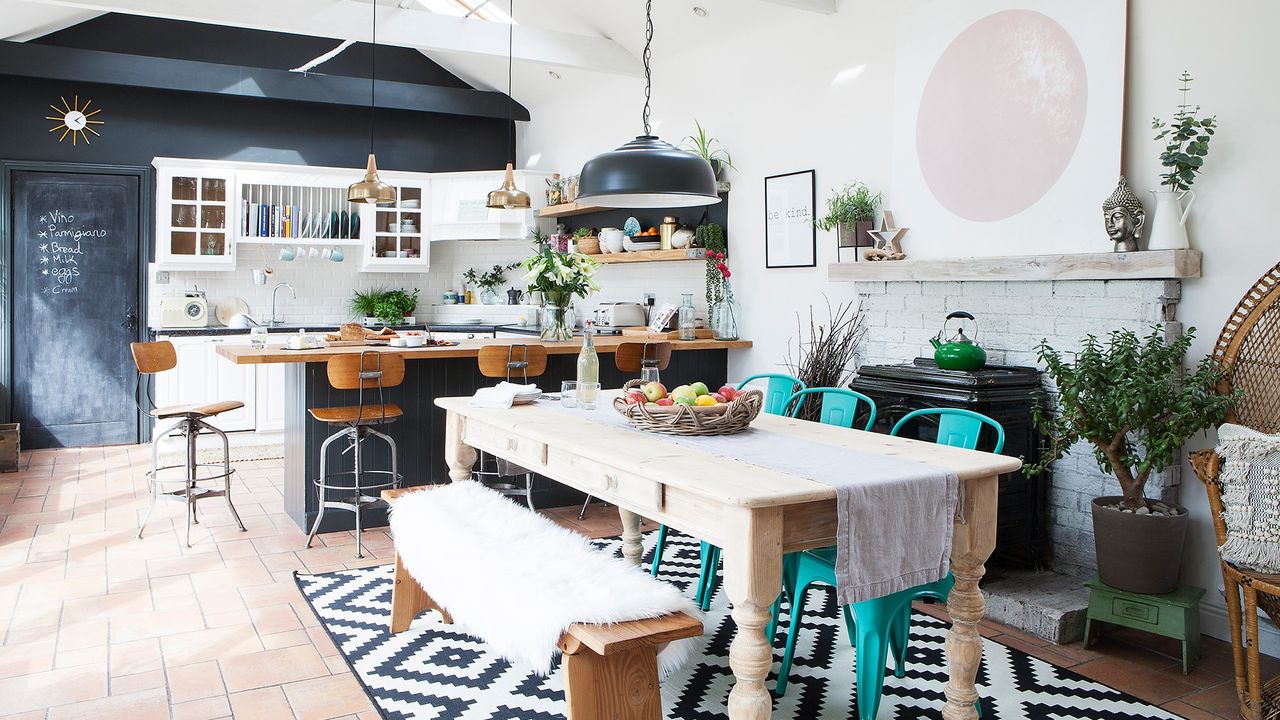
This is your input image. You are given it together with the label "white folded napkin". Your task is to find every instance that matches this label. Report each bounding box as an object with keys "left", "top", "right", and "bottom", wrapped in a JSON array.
[{"left": 470, "top": 382, "right": 541, "bottom": 409}]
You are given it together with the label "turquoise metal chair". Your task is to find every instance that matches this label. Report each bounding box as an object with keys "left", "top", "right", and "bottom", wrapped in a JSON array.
[
  {"left": 783, "top": 387, "right": 877, "bottom": 430},
  {"left": 650, "top": 374, "right": 805, "bottom": 613},
  {"left": 773, "top": 407, "right": 1005, "bottom": 719}
]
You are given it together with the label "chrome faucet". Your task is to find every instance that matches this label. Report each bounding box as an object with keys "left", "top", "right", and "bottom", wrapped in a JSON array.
[{"left": 270, "top": 282, "right": 295, "bottom": 326}]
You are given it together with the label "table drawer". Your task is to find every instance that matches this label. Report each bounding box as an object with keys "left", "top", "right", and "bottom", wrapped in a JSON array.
[
  {"left": 544, "top": 449, "right": 664, "bottom": 516},
  {"left": 1111, "top": 596, "right": 1159, "bottom": 625},
  {"left": 462, "top": 420, "right": 546, "bottom": 469}
]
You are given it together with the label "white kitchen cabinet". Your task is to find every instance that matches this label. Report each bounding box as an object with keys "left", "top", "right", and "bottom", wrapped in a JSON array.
[
  {"left": 152, "top": 335, "right": 257, "bottom": 435},
  {"left": 254, "top": 362, "right": 288, "bottom": 434},
  {"left": 359, "top": 175, "right": 431, "bottom": 273},
  {"left": 154, "top": 160, "right": 237, "bottom": 271}
]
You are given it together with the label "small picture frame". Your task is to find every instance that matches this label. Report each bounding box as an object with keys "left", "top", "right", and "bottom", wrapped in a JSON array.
[{"left": 764, "top": 169, "right": 817, "bottom": 269}]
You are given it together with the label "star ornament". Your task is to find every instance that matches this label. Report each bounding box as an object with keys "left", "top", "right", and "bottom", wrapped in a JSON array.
[{"left": 46, "top": 95, "right": 104, "bottom": 146}]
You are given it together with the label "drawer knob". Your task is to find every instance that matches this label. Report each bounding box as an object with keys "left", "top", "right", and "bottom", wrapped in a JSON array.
[
  {"left": 506, "top": 437, "right": 517, "bottom": 451},
  {"left": 604, "top": 473, "right": 618, "bottom": 491}
]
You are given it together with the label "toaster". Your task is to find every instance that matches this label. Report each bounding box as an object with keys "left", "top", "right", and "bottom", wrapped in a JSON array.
[
  {"left": 594, "top": 302, "right": 647, "bottom": 328},
  {"left": 160, "top": 292, "right": 209, "bottom": 328}
]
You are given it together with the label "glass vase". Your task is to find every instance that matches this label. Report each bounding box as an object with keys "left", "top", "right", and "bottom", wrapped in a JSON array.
[
  {"left": 479, "top": 287, "right": 500, "bottom": 305},
  {"left": 711, "top": 281, "right": 741, "bottom": 341},
  {"left": 540, "top": 303, "right": 576, "bottom": 342}
]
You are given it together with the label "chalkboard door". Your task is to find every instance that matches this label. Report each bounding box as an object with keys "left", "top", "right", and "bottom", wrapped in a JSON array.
[{"left": 11, "top": 170, "right": 141, "bottom": 448}]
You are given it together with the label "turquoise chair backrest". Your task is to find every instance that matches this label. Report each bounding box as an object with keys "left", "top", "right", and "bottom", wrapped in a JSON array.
[
  {"left": 783, "top": 388, "right": 877, "bottom": 431},
  {"left": 737, "top": 373, "right": 805, "bottom": 416},
  {"left": 889, "top": 408, "right": 1005, "bottom": 454}
]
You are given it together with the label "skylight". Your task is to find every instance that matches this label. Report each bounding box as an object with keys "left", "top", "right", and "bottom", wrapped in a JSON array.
[{"left": 415, "top": 0, "right": 516, "bottom": 24}]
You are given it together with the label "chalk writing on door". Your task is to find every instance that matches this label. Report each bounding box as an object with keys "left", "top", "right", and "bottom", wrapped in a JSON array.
[{"left": 35, "top": 209, "right": 105, "bottom": 294}]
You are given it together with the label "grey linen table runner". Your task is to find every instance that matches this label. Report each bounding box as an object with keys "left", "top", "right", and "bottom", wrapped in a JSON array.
[{"left": 546, "top": 400, "right": 959, "bottom": 605}]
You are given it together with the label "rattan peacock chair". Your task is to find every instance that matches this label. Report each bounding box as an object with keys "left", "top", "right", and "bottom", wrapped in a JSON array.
[{"left": 1192, "top": 260, "right": 1280, "bottom": 720}]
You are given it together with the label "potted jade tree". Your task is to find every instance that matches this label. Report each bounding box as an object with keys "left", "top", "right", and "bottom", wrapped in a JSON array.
[
  {"left": 1030, "top": 328, "right": 1236, "bottom": 594},
  {"left": 815, "top": 182, "right": 883, "bottom": 249}
]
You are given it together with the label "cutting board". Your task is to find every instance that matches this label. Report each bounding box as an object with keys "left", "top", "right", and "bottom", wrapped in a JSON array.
[{"left": 620, "top": 327, "right": 714, "bottom": 340}]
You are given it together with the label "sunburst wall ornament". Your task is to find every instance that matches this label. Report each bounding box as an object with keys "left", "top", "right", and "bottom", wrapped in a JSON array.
[{"left": 46, "top": 95, "right": 103, "bottom": 146}]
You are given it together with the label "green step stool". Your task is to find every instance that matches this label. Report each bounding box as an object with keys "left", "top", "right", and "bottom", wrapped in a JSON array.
[{"left": 1083, "top": 576, "right": 1205, "bottom": 674}]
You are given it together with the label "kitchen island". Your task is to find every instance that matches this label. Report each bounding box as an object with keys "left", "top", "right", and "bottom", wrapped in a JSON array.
[{"left": 216, "top": 336, "right": 752, "bottom": 532}]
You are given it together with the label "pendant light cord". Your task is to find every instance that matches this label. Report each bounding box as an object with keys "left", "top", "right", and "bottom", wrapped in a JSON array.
[
  {"left": 642, "top": 0, "right": 653, "bottom": 135},
  {"left": 506, "top": 0, "right": 514, "bottom": 162},
  {"left": 369, "top": 2, "right": 377, "bottom": 155}
]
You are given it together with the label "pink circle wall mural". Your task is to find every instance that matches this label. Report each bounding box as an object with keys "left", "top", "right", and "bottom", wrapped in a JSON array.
[{"left": 916, "top": 9, "right": 1088, "bottom": 223}]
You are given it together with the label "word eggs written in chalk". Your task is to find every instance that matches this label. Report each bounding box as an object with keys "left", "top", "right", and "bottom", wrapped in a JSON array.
[{"left": 35, "top": 209, "right": 105, "bottom": 294}]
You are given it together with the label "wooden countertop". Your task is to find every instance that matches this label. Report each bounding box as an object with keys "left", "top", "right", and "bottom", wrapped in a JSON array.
[{"left": 215, "top": 336, "right": 752, "bottom": 364}]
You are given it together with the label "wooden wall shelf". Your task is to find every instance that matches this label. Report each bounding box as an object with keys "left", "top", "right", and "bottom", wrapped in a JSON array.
[
  {"left": 828, "top": 249, "right": 1202, "bottom": 282},
  {"left": 539, "top": 202, "right": 604, "bottom": 218},
  {"left": 590, "top": 249, "right": 707, "bottom": 264}
]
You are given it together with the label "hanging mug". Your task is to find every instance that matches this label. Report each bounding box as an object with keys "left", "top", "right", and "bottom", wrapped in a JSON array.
[{"left": 330, "top": 246, "right": 344, "bottom": 262}]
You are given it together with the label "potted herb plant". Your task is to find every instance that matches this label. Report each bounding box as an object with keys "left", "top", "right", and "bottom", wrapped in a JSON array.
[
  {"left": 815, "top": 182, "right": 883, "bottom": 249},
  {"left": 1030, "top": 328, "right": 1236, "bottom": 594},
  {"left": 353, "top": 288, "right": 419, "bottom": 325},
  {"left": 465, "top": 263, "right": 518, "bottom": 305},
  {"left": 682, "top": 119, "right": 733, "bottom": 180},
  {"left": 1149, "top": 71, "right": 1216, "bottom": 251}
]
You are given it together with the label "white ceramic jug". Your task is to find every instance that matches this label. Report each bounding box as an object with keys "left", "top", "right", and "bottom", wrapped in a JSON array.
[{"left": 1147, "top": 189, "right": 1195, "bottom": 251}]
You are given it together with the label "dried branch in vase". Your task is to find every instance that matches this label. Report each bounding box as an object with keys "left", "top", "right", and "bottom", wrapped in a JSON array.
[{"left": 784, "top": 297, "right": 866, "bottom": 422}]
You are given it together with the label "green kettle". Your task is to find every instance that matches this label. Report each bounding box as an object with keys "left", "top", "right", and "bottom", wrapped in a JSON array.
[{"left": 930, "top": 311, "right": 987, "bottom": 371}]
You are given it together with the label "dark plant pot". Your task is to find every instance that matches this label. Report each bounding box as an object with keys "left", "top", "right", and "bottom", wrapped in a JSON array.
[
  {"left": 837, "top": 220, "right": 875, "bottom": 248},
  {"left": 1091, "top": 496, "right": 1188, "bottom": 594},
  {"left": 710, "top": 158, "right": 727, "bottom": 181}
]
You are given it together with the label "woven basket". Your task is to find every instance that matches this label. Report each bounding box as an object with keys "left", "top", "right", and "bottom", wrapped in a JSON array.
[
  {"left": 613, "top": 379, "right": 763, "bottom": 436},
  {"left": 576, "top": 236, "right": 601, "bottom": 254}
]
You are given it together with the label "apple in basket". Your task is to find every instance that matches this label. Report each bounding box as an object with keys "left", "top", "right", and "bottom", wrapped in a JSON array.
[
  {"left": 626, "top": 390, "right": 647, "bottom": 405},
  {"left": 641, "top": 382, "right": 667, "bottom": 402},
  {"left": 718, "top": 385, "right": 737, "bottom": 401},
  {"left": 656, "top": 398, "right": 674, "bottom": 406}
]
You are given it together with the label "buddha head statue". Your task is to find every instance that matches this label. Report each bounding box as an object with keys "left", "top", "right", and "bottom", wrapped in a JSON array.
[{"left": 1103, "top": 177, "right": 1145, "bottom": 252}]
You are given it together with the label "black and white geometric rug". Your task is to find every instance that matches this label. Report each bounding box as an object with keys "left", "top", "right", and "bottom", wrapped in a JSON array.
[{"left": 296, "top": 532, "right": 1179, "bottom": 719}]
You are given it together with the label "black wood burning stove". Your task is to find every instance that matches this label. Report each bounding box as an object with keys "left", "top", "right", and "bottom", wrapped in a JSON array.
[{"left": 850, "top": 358, "right": 1048, "bottom": 569}]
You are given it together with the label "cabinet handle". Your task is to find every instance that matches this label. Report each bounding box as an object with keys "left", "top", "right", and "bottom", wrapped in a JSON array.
[
  {"left": 604, "top": 473, "right": 618, "bottom": 491},
  {"left": 506, "top": 437, "right": 517, "bottom": 451}
]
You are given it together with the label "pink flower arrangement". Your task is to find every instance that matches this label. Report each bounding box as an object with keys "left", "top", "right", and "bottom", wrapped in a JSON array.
[{"left": 708, "top": 249, "right": 731, "bottom": 279}]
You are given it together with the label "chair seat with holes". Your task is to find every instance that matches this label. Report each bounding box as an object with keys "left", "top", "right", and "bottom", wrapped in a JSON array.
[
  {"left": 150, "top": 400, "right": 245, "bottom": 419},
  {"left": 308, "top": 403, "right": 403, "bottom": 425}
]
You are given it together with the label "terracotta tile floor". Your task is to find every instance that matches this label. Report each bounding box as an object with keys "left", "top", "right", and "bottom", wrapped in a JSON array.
[{"left": 0, "top": 447, "right": 1264, "bottom": 719}]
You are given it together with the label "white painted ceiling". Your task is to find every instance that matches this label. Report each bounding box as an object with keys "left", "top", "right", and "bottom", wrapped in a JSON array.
[{"left": 0, "top": 0, "right": 832, "bottom": 105}]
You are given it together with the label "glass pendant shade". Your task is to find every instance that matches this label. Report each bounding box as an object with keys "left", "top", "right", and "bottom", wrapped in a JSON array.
[
  {"left": 576, "top": 135, "right": 721, "bottom": 208},
  {"left": 348, "top": 153, "right": 397, "bottom": 205},
  {"left": 486, "top": 162, "right": 531, "bottom": 210}
]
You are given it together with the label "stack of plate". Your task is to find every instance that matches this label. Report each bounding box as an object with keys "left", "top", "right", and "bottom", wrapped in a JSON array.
[
  {"left": 512, "top": 389, "right": 541, "bottom": 406},
  {"left": 623, "top": 237, "right": 661, "bottom": 252}
]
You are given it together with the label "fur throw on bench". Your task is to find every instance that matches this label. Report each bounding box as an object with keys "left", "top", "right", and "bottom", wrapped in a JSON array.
[{"left": 389, "top": 482, "right": 701, "bottom": 676}]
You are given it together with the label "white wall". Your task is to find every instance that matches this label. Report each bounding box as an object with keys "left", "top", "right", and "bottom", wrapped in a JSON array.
[{"left": 521, "top": 0, "right": 1280, "bottom": 649}]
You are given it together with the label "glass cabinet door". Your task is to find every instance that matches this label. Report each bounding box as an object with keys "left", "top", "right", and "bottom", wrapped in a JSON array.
[{"left": 160, "top": 172, "right": 233, "bottom": 266}]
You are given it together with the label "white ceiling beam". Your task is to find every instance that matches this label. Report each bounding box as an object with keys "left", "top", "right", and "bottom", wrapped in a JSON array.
[
  {"left": 754, "top": 0, "right": 838, "bottom": 14},
  {"left": 24, "top": 0, "right": 643, "bottom": 76}
]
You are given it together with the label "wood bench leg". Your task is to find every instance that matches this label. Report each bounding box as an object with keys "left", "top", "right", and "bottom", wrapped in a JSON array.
[
  {"left": 389, "top": 552, "right": 452, "bottom": 633},
  {"left": 561, "top": 640, "right": 662, "bottom": 720}
]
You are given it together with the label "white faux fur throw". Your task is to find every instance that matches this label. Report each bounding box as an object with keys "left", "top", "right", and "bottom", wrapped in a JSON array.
[
  {"left": 1217, "top": 423, "right": 1280, "bottom": 572},
  {"left": 388, "top": 482, "right": 701, "bottom": 677}
]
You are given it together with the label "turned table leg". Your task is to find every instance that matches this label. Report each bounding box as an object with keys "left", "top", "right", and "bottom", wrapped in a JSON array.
[
  {"left": 618, "top": 508, "right": 644, "bottom": 566},
  {"left": 722, "top": 505, "right": 783, "bottom": 720},
  {"left": 943, "top": 474, "right": 999, "bottom": 720},
  {"left": 444, "top": 411, "right": 478, "bottom": 484}
]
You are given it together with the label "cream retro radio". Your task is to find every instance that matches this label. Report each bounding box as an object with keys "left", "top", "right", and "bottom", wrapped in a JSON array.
[{"left": 160, "top": 291, "right": 209, "bottom": 328}]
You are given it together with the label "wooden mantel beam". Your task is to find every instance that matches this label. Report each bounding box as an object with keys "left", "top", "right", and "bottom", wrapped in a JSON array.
[
  {"left": 24, "top": 0, "right": 643, "bottom": 77},
  {"left": 827, "top": 249, "right": 1203, "bottom": 283}
]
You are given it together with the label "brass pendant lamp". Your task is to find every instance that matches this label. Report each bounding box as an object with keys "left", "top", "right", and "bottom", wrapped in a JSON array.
[
  {"left": 485, "top": 0, "right": 531, "bottom": 210},
  {"left": 348, "top": 0, "right": 397, "bottom": 205}
]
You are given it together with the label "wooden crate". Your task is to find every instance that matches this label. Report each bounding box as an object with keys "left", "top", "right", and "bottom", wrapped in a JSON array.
[{"left": 0, "top": 423, "right": 19, "bottom": 473}]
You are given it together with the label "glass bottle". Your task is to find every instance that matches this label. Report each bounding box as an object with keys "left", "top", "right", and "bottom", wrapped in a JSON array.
[
  {"left": 678, "top": 293, "right": 697, "bottom": 341},
  {"left": 576, "top": 320, "right": 600, "bottom": 406},
  {"left": 711, "top": 281, "right": 741, "bottom": 341}
]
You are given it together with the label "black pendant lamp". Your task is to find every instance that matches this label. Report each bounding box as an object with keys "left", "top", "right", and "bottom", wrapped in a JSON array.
[
  {"left": 486, "top": 0, "right": 531, "bottom": 210},
  {"left": 576, "top": 0, "right": 719, "bottom": 208},
  {"left": 348, "top": 0, "right": 397, "bottom": 205}
]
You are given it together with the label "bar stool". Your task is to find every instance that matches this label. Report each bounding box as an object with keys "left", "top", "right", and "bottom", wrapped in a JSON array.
[
  {"left": 579, "top": 342, "right": 673, "bottom": 521},
  {"left": 474, "top": 344, "right": 548, "bottom": 508},
  {"left": 130, "top": 341, "right": 246, "bottom": 548},
  {"left": 305, "top": 351, "right": 405, "bottom": 558}
]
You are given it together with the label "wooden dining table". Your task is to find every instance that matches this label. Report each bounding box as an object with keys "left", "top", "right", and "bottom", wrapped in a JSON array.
[{"left": 435, "top": 393, "right": 1023, "bottom": 720}]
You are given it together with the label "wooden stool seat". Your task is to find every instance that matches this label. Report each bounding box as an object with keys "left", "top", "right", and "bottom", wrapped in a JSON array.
[
  {"left": 308, "top": 403, "right": 403, "bottom": 425},
  {"left": 150, "top": 399, "right": 245, "bottom": 420}
]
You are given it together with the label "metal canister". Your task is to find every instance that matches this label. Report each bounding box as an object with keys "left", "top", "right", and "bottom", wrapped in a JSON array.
[{"left": 659, "top": 215, "right": 679, "bottom": 250}]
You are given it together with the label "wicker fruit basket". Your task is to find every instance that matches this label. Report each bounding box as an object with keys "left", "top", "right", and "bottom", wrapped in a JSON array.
[{"left": 612, "top": 379, "right": 763, "bottom": 436}]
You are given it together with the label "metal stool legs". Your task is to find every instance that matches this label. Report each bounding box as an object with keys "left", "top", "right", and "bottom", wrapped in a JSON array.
[
  {"left": 306, "top": 424, "right": 400, "bottom": 559},
  {"left": 472, "top": 450, "right": 535, "bottom": 510},
  {"left": 140, "top": 417, "right": 245, "bottom": 547}
]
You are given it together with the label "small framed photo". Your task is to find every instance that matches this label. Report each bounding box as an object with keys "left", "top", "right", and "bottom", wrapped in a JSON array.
[{"left": 764, "top": 169, "right": 817, "bottom": 269}]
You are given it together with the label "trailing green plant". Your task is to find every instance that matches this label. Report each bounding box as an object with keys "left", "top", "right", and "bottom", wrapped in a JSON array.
[
  {"left": 362, "top": 288, "right": 419, "bottom": 325},
  {"left": 681, "top": 119, "right": 734, "bottom": 170},
  {"left": 1028, "top": 327, "right": 1237, "bottom": 510},
  {"left": 814, "top": 182, "right": 883, "bottom": 231},
  {"left": 697, "top": 223, "right": 727, "bottom": 306},
  {"left": 1152, "top": 71, "right": 1217, "bottom": 193},
  {"left": 466, "top": 262, "right": 519, "bottom": 291},
  {"left": 783, "top": 298, "right": 866, "bottom": 423}
]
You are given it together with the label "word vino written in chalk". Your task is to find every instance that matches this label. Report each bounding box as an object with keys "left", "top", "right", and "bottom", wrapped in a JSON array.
[{"left": 35, "top": 209, "right": 105, "bottom": 294}]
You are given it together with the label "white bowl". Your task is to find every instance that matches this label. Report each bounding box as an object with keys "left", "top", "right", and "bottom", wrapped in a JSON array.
[{"left": 623, "top": 238, "right": 661, "bottom": 252}]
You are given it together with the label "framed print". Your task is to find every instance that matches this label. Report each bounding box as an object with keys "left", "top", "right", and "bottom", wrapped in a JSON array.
[{"left": 764, "top": 169, "right": 816, "bottom": 268}]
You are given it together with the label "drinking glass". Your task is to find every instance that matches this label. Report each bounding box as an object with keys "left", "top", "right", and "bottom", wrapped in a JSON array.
[
  {"left": 577, "top": 382, "right": 601, "bottom": 410},
  {"left": 560, "top": 381, "right": 579, "bottom": 408},
  {"left": 640, "top": 364, "right": 661, "bottom": 386},
  {"left": 249, "top": 327, "right": 268, "bottom": 349}
]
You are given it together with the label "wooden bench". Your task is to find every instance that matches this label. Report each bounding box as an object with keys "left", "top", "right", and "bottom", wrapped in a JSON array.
[{"left": 382, "top": 486, "right": 702, "bottom": 720}]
